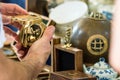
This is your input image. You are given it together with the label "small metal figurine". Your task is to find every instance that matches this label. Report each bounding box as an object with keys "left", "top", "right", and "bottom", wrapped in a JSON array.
[{"left": 62, "top": 28, "right": 72, "bottom": 48}]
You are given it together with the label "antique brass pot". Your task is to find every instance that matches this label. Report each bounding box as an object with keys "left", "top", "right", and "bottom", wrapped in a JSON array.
[
  {"left": 70, "top": 13, "right": 111, "bottom": 63},
  {"left": 11, "top": 12, "right": 46, "bottom": 47}
]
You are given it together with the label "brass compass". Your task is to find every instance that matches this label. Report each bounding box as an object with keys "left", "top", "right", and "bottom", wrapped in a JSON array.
[{"left": 11, "top": 12, "right": 46, "bottom": 47}]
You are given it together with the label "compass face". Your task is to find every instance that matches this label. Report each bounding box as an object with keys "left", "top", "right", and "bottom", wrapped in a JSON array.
[
  {"left": 87, "top": 34, "right": 108, "bottom": 55},
  {"left": 27, "top": 24, "right": 42, "bottom": 43},
  {"left": 11, "top": 12, "right": 48, "bottom": 47},
  {"left": 19, "top": 24, "right": 44, "bottom": 47}
]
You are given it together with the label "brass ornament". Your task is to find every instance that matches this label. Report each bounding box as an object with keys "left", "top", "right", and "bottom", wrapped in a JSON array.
[
  {"left": 62, "top": 28, "right": 72, "bottom": 48},
  {"left": 11, "top": 12, "right": 46, "bottom": 47},
  {"left": 87, "top": 34, "right": 108, "bottom": 55},
  {"left": 89, "top": 12, "right": 106, "bottom": 20}
]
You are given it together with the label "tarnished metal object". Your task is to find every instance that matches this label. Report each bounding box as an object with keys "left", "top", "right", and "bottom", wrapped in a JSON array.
[
  {"left": 70, "top": 12, "right": 110, "bottom": 63},
  {"left": 11, "top": 12, "right": 46, "bottom": 47},
  {"left": 89, "top": 12, "right": 106, "bottom": 20},
  {"left": 62, "top": 28, "right": 72, "bottom": 48}
]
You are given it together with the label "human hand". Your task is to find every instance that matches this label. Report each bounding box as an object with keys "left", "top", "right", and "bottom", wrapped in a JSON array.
[
  {"left": 9, "top": 25, "right": 55, "bottom": 60},
  {"left": 0, "top": 3, "right": 28, "bottom": 24},
  {"left": 22, "top": 26, "right": 55, "bottom": 72},
  {"left": 1, "top": 3, "right": 28, "bottom": 58},
  {"left": 17, "top": 26, "right": 55, "bottom": 78},
  {"left": 1, "top": 2, "right": 28, "bottom": 42},
  {"left": 3, "top": 25, "right": 28, "bottom": 59}
]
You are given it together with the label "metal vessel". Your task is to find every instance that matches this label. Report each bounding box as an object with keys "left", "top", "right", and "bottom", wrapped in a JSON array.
[{"left": 70, "top": 12, "right": 111, "bottom": 63}]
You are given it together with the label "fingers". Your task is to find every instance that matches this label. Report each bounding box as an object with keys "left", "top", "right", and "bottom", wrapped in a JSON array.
[
  {"left": 3, "top": 26, "right": 19, "bottom": 41},
  {"left": 2, "top": 15, "right": 11, "bottom": 25},
  {"left": 4, "top": 26, "right": 28, "bottom": 59},
  {"left": 10, "top": 22, "right": 23, "bottom": 30},
  {"left": 17, "top": 50, "right": 25, "bottom": 60},
  {"left": 16, "top": 47, "right": 29, "bottom": 59},
  {"left": 12, "top": 42, "right": 29, "bottom": 60},
  {"left": 42, "top": 25, "right": 55, "bottom": 41},
  {"left": 1, "top": 3, "right": 28, "bottom": 29},
  {"left": 10, "top": 4, "right": 28, "bottom": 15},
  {"left": 11, "top": 41, "right": 29, "bottom": 60},
  {"left": 2, "top": 14, "right": 23, "bottom": 30},
  {"left": 3, "top": 26, "right": 17, "bottom": 37},
  {"left": 0, "top": 3, "right": 28, "bottom": 16}
]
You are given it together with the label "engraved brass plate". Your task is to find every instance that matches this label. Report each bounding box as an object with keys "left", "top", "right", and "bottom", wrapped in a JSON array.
[
  {"left": 87, "top": 34, "right": 108, "bottom": 55},
  {"left": 11, "top": 12, "right": 46, "bottom": 47}
]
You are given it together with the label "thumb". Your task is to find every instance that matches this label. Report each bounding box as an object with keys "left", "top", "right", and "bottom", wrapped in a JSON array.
[{"left": 42, "top": 25, "right": 55, "bottom": 41}]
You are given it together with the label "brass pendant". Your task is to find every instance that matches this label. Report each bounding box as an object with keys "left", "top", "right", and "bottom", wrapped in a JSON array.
[{"left": 11, "top": 12, "right": 46, "bottom": 47}]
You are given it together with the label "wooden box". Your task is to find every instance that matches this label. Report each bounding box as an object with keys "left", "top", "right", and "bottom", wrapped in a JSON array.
[
  {"left": 51, "top": 37, "right": 61, "bottom": 72},
  {"left": 50, "top": 70, "right": 96, "bottom": 80},
  {"left": 53, "top": 44, "right": 83, "bottom": 72}
]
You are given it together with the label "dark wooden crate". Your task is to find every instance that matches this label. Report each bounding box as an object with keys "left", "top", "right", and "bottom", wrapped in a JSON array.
[
  {"left": 53, "top": 44, "right": 83, "bottom": 72},
  {"left": 50, "top": 70, "right": 96, "bottom": 80},
  {"left": 51, "top": 37, "right": 61, "bottom": 72}
]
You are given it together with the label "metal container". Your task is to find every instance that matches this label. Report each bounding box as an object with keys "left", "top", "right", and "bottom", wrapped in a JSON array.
[{"left": 70, "top": 12, "right": 111, "bottom": 63}]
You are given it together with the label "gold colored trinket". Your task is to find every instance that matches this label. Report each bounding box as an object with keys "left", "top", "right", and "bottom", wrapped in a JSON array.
[
  {"left": 62, "top": 28, "right": 72, "bottom": 48},
  {"left": 11, "top": 12, "right": 46, "bottom": 47}
]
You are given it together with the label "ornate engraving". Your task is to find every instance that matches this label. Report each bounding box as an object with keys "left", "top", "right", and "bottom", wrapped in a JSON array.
[
  {"left": 11, "top": 12, "right": 46, "bottom": 47},
  {"left": 89, "top": 12, "right": 106, "bottom": 20},
  {"left": 87, "top": 34, "right": 108, "bottom": 55},
  {"left": 62, "top": 28, "right": 72, "bottom": 48}
]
